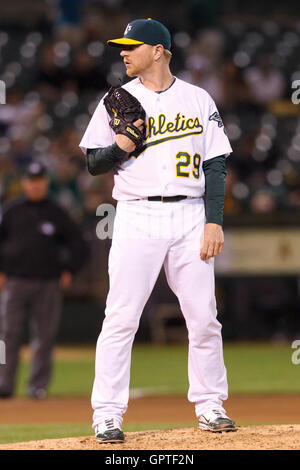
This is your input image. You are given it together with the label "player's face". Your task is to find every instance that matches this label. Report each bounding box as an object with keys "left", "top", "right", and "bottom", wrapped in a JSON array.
[{"left": 120, "top": 44, "right": 155, "bottom": 77}]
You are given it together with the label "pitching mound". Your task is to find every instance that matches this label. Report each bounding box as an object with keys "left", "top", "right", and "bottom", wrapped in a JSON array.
[{"left": 0, "top": 425, "right": 299, "bottom": 450}]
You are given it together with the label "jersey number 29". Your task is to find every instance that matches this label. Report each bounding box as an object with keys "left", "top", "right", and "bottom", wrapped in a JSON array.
[{"left": 175, "top": 152, "right": 201, "bottom": 180}]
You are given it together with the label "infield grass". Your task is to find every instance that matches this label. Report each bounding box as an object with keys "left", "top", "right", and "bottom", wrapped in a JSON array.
[
  {"left": 14, "top": 342, "right": 300, "bottom": 396},
  {"left": 0, "top": 422, "right": 194, "bottom": 445}
]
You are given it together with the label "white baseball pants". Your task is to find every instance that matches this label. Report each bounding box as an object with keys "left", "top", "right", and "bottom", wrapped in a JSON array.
[{"left": 92, "top": 197, "right": 228, "bottom": 428}]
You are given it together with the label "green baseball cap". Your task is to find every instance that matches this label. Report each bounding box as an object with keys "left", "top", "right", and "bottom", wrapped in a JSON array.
[{"left": 107, "top": 18, "right": 171, "bottom": 50}]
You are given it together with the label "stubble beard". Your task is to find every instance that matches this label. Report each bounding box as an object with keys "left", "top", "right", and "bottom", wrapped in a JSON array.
[
  {"left": 126, "top": 65, "right": 141, "bottom": 77},
  {"left": 125, "top": 58, "right": 152, "bottom": 78}
]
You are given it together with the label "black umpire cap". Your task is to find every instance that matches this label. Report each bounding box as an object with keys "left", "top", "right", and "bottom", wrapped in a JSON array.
[{"left": 22, "top": 162, "right": 48, "bottom": 179}]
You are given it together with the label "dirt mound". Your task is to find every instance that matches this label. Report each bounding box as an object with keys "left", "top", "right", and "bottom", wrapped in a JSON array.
[{"left": 0, "top": 425, "right": 299, "bottom": 450}]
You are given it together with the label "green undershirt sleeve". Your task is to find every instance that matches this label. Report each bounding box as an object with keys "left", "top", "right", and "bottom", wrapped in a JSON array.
[
  {"left": 86, "top": 143, "right": 127, "bottom": 175},
  {"left": 202, "top": 155, "right": 227, "bottom": 226}
]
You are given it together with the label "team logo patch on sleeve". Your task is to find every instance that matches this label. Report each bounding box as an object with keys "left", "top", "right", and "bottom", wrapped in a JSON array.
[{"left": 209, "top": 112, "right": 227, "bottom": 135}]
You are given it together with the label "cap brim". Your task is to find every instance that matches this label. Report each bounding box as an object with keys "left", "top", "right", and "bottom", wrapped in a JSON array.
[
  {"left": 107, "top": 38, "right": 144, "bottom": 47},
  {"left": 23, "top": 173, "right": 47, "bottom": 178}
]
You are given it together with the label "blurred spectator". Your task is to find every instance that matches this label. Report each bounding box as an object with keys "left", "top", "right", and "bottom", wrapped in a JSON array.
[
  {"left": 0, "top": 162, "right": 88, "bottom": 399},
  {"left": 0, "top": 157, "right": 21, "bottom": 203},
  {"left": 223, "top": 167, "right": 244, "bottom": 215},
  {"left": 250, "top": 189, "right": 277, "bottom": 214},
  {"left": 288, "top": 185, "right": 300, "bottom": 210},
  {"left": 244, "top": 54, "right": 285, "bottom": 108},
  {"left": 70, "top": 48, "right": 108, "bottom": 95},
  {"left": 221, "top": 60, "right": 252, "bottom": 112},
  {"left": 52, "top": 0, "right": 86, "bottom": 46},
  {"left": 35, "top": 43, "right": 72, "bottom": 100},
  {"left": 49, "top": 157, "right": 83, "bottom": 220},
  {"left": 10, "top": 138, "right": 33, "bottom": 170},
  {"left": 0, "top": 88, "right": 44, "bottom": 143},
  {"left": 184, "top": 54, "right": 225, "bottom": 105}
]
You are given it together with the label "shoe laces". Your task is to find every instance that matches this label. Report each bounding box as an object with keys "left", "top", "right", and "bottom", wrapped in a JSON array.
[
  {"left": 105, "top": 418, "right": 115, "bottom": 430},
  {"left": 212, "top": 410, "right": 225, "bottom": 418},
  {"left": 95, "top": 417, "right": 122, "bottom": 435}
]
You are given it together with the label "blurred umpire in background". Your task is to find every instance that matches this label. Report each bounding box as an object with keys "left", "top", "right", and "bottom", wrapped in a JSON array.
[{"left": 0, "top": 162, "right": 88, "bottom": 399}]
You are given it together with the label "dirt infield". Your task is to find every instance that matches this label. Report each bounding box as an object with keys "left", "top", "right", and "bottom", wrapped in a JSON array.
[
  {"left": 1, "top": 394, "right": 300, "bottom": 425},
  {"left": 1, "top": 394, "right": 300, "bottom": 450},
  {"left": 0, "top": 425, "right": 300, "bottom": 450}
]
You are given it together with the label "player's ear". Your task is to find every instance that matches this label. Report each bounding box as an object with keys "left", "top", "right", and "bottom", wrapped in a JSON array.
[{"left": 153, "top": 45, "right": 164, "bottom": 61}]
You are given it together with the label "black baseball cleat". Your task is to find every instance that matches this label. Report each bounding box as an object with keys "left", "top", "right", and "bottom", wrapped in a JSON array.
[
  {"left": 28, "top": 388, "right": 47, "bottom": 400},
  {"left": 198, "top": 409, "right": 236, "bottom": 433},
  {"left": 0, "top": 391, "right": 13, "bottom": 399},
  {"left": 95, "top": 418, "right": 125, "bottom": 443}
]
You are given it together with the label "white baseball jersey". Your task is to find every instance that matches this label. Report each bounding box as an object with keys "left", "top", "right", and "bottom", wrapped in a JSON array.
[{"left": 79, "top": 77, "right": 232, "bottom": 200}]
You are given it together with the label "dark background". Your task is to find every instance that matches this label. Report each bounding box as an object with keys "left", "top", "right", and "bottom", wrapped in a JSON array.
[{"left": 0, "top": 0, "right": 299, "bottom": 343}]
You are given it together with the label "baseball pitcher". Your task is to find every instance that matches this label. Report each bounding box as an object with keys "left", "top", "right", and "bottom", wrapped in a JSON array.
[{"left": 80, "top": 18, "right": 236, "bottom": 443}]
